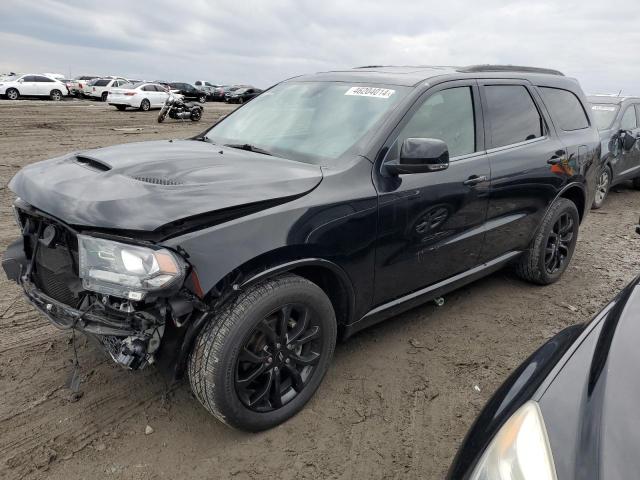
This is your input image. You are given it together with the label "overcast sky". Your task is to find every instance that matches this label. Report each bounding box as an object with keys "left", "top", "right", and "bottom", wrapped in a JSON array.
[{"left": 1, "top": 0, "right": 639, "bottom": 94}]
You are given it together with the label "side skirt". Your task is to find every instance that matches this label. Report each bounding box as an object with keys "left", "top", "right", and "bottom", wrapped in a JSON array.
[{"left": 342, "top": 251, "right": 522, "bottom": 338}]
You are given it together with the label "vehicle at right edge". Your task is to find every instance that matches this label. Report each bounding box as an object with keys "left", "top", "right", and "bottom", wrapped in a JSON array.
[
  {"left": 448, "top": 224, "right": 640, "bottom": 479},
  {"left": 588, "top": 95, "right": 640, "bottom": 208}
]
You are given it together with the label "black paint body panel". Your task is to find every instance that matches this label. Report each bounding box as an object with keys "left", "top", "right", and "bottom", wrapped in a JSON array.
[{"left": 449, "top": 275, "right": 640, "bottom": 479}]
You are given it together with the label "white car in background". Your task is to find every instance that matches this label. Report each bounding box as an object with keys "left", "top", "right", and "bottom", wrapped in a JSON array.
[
  {"left": 67, "top": 75, "right": 99, "bottom": 95},
  {"left": 0, "top": 74, "right": 69, "bottom": 101},
  {"left": 84, "top": 77, "right": 129, "bottom": 101},
  {"left": 107, "top": 82, "right": 169, "bottom": 111}
]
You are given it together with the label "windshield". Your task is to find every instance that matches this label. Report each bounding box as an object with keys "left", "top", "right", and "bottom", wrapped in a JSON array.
[
  {"left": 205, "top": 82, "right": 409, "bottom": 164},
  {"left": 590, "top": 103, "right": 620, "bottom": 130}
]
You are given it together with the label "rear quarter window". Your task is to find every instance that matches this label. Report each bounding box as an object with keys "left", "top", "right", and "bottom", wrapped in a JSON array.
[
  {"left": 540, "top": 87, "right": 589, "bottom": 131},
  {"left": 94, "top": 79, "right": 110, "bottom": 86}
]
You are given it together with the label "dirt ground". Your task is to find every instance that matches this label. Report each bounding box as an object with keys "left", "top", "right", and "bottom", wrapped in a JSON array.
[{"left": 0, "top": 99, "right": 639, "bottom": 480}]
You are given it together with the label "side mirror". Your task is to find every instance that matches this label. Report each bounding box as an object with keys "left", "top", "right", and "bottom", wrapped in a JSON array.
[
  {"left": 619, "top": 130, "right": 637, "bottom": 151},
  {"left": 18, "top": 79, "right": 24, "bottom": 83},
  {"left": 385, "top": 138, "right": 450, "bottom": 175}
]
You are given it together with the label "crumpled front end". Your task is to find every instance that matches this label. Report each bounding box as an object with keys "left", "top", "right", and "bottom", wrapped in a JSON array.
[{"left": 2, "top": 200, "right": 203, "bottom": 371}]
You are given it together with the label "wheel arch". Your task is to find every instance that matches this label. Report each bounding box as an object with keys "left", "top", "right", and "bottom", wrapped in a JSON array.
[
  {"left": 558, "top": 183, "right": 586, "bottom": 223},
  {"left": 238, "top": 258, "right": 356, "bottom": 328},
  {"left": 170, "top": 257, "right": 356, "bottom": 379}
]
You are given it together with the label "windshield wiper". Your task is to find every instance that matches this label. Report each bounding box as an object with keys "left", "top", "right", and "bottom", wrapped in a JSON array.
[{"left": 223, "top": 143, "right": 273, "bottom": 156}]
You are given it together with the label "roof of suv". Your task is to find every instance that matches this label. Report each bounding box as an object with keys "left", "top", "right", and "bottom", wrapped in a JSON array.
[
  {"left": 587, "top": 94, "right": 640, "bottom": 105},
  {"left": 294, "top": 65, "right": 571, "bottom": 87}
]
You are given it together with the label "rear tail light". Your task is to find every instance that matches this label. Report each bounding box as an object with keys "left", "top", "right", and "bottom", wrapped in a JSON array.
[
  {"left": 79, "top": 83, "right": 83, "bottom": 88},
  {"left": 124, "top": 92, "right": 136, "bottom": 96}
]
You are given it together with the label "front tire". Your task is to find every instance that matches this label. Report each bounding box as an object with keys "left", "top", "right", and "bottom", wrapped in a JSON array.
[
  {"left": 50, "top": 89, "right": 63, "bottom": 101},
  {"left": 188, "top": 274, "right": 336, "bottom": 431},
  {"left": 6, "top": 88, "right": 19, "bottom": 100},
  {"left": 592, "top": 165, "right": 612, "bottom": 209},
  {"left": 190, "top": 108, "right": 202, "bottom": 122},
  {"left": 139, "top": 99, "right": 150, "bottom": 111},
  {"left": 515, "top": 198, "right": 580, "bottom": 285},
  {"left": 198, "top": 94, "right": 206, "bottom": 104}
]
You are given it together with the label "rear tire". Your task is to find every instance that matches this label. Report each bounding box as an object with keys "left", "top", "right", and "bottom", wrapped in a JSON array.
[
  {"left": 198, "top": 94, "right": 206, "bottom": 103},
  {"left": 115, "top": 105, "right": 127, "bottom": 111},
  {"left": 139, "top": 99, "right": 150, "bottom": 111},
  {"left": 188, "top": 274, "right": 336, "bottom": 431},
  {"left": 592, "top": 165, "right": 612, "bottom": 209},
  {"left": 6, "top": 88, "right": 19, "bottom": 100},
  {"left": 101, "top": 92, "right": 108, "bottom": 102},
  {"left": 515, "top": 198, "right": 580, "bottom": 285},
  {"left": 50, "top": 89, "right": 63, "bottom": 101}
]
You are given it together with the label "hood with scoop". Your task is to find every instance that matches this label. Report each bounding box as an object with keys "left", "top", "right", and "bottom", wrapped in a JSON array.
[{"left": 9, "top": 140, "right": 322, "bottom": 233}]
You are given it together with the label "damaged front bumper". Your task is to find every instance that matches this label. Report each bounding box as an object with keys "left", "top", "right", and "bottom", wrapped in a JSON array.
[{"left": 2, "top": 208, "right": 200, "bottom": 373}]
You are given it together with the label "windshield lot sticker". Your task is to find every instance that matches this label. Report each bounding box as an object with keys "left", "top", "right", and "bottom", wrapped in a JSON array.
[
  {"left": 345, "top": 87, "right": 395, "bottom": 98},
  {"left": 591, "top": 105, "right": 616, "bottom": 111}
]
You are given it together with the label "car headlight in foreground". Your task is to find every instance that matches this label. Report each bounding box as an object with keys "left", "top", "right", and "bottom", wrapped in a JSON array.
[
  {"left": 78, "top": 235, "right": 185, "bottom": 300},
  {"left": 470, "top": 401, "right": 557, "bottom": 480}
]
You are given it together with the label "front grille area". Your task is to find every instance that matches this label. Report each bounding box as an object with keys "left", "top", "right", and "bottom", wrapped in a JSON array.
[
  {"left": 34, "top": 260, "right": 80, "bottom": 308},
  {"left": 18, "top": 208, "right": 83, "bottom": 308}
]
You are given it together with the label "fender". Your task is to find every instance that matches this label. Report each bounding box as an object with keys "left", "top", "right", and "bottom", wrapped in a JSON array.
[
  {"left": 170, "top": 257, "right": 357, "bottom": 379},
  {"left": 550, "top": 181, "right": 587, "bottom": 220}
]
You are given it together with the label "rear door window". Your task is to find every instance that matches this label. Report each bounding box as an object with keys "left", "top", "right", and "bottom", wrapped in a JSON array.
[
  {"left": 485, "top": 85, "right": 543, "bottom": 148},
  {"left": 540, "top": 87, "right": 589, "bottom": 131},
  {"left": 621, "top": 106, "right": 637, "bottom": 130}
]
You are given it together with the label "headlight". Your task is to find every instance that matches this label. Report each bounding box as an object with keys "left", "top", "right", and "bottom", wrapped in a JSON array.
[
  {"left": 470, "top": 401, "right": 557, "bottom": 480},
  {"left": 78, "top": 235, "right": 185, "bottom": 301}
]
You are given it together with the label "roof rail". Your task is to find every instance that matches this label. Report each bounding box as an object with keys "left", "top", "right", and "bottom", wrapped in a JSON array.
[{"left": 459, "top": 65, "right": 564, "bottom": 76}]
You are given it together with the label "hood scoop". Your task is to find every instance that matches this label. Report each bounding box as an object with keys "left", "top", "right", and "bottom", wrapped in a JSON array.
[
  {"left": 75, "top": 155, "right": 111, "bottom": 172},
  {"left": 130, "top": 176, "right": 184, "bottom": 186}
]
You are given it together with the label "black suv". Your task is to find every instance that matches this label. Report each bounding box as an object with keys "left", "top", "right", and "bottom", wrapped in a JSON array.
[
  {"left": 169, "top": 82, "right": 207, "bottom": 103},
  {"left": 588, "top": 95, "right": 640, "bottom": 208},
  {"left": 3, "top": 65, "right": 599, "bottom": 431}
]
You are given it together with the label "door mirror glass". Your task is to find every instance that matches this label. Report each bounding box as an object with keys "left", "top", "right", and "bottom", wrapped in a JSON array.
[{"left": 386, "top": 138, "right": 450, "bottom": 175}]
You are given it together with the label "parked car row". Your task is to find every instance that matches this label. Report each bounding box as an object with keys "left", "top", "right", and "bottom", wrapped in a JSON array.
[{"left": 0, "top": 71, "right": 262, "bottom": 107}]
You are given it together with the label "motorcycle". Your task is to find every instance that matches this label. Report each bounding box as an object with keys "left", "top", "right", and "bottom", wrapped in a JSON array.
[{"left": 157, "top": 90, "right": 203, "bottom": 123}]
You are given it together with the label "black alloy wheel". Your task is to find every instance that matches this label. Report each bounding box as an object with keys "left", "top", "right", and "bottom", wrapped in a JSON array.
[
  {"left": 515, "top": 197, "right": 579, "bottom": 285},
  {"left": 544, "top": 212, "right": 574, "bottom": 275},
  {"left": 235, "top": 303, "right": 323, "bottom": 412},
  {"left": 188, "top": 274, "right": 336, "bottom": 431}
]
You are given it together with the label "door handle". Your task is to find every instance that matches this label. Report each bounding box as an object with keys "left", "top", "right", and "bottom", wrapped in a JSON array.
[
  {"left": 463, "top": 175, "right": 488, "bottom": 186},
  {"left": 547, "top": 150, "right": 567, "bottom": 165}
]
